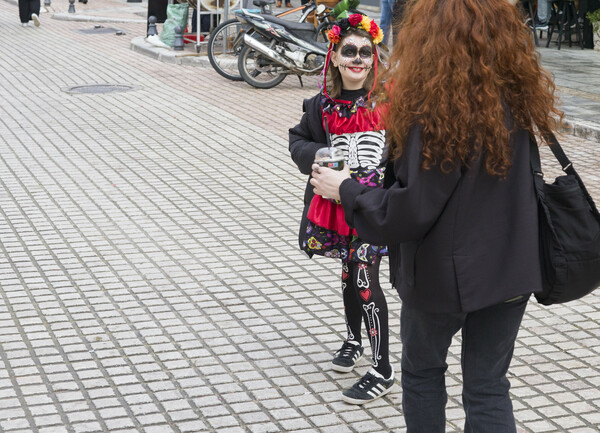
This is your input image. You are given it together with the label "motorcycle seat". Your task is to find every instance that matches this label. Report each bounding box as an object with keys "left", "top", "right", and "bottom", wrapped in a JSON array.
[{"left": 261, "top": 14, "right": 317, "bottom": 33}]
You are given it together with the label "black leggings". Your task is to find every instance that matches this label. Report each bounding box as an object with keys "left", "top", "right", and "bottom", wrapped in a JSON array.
[{"left": 342, "top": 259, "right": 391, "bottom": 378}]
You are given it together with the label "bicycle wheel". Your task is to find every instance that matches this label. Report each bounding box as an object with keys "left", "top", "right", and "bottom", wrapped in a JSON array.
[
  {"left": 238, "top": 44, "right": 287, "bottom": 89},
  {"left": 207, "top": 19, "right": 244, "bottom": 81}
]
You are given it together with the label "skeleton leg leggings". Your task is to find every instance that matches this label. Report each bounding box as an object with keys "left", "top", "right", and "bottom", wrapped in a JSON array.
[{"left": 342, "top": 259, "right": 391, "bottom": 378}]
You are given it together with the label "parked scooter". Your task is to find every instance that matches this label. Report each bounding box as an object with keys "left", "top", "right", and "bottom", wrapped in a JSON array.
[
  {"left": 234, "top": 0, "right": 361, "bottom": 89},
  {"left": 208, "top": 0, "right": 320, "bottom": 82}
]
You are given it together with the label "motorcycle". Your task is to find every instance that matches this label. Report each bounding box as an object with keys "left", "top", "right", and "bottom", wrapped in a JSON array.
[
  {"left": 208, "top": 0, "right": 320, "bottom": 82},
  {"left": 234, "top": 0, "right": 361, "bottom": 89}
]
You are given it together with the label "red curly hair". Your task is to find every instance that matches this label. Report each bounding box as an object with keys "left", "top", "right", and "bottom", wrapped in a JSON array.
[{"left": 377, "top": 0, "right": 564, "bottom": 176}]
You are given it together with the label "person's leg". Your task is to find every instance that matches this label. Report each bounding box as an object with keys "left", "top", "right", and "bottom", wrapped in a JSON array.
[
  {"left": 342, "top": 262, "right": 362, "bottom": 346},
  {"left": 380, "top": 0, "right": 394, "bottom": 45},
  {"left": 331, "top": 262, "right": 365, "bottom": 373},
  {"left": 18, "top": 0, "right": 30, "bottom": 23},
  {"left": 341, "top": 259, "right": 394, "bottom": 404},
  {"left": 30, "top": 0, "right": 40, "bottom": 26},
  {"left": 401, "top": 304, "right": 463, "bottom": 433},
  {"left": 351, "top": 259, "right": 391, "bottom": 378},
  {"left": 537, "top": 0, "right": 550, "bottom": 23},
  {"left": 461, "top": 296, "right": 529, "bottom": 433},
  {"left": 392, "top": 0, "right": 407, "bottom": 30}
]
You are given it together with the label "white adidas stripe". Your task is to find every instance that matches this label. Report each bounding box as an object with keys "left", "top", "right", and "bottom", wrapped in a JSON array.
[{"left": 367, "top": 384, "right": 386, "bottom": 397}]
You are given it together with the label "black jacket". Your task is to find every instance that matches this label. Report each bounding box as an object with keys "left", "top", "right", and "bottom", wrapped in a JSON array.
[
  {"left": 289, "top": 95, "right": 328, "bottom": 251},
  {"left": 340, "top": 123, "right": 542, "bottom": 313}
]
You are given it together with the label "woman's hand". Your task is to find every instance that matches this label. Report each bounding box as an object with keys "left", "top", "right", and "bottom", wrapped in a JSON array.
[{"left": 310, "top": 164, "right": 351, "bottom": 201}]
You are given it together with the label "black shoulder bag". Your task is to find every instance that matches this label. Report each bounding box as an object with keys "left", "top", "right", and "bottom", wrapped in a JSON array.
[{"left": 530, "top": 133, "right": 600, "bottom": 305}]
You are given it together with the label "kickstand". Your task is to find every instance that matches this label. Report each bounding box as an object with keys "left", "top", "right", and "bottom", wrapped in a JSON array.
[{"left": 297, "top": 75, "right": 304, "bottom": 87}]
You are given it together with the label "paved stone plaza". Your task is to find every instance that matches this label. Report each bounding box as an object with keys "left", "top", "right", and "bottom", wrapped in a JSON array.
[{"left": 0, "top": 1, "right": 599, "bottom": 432}]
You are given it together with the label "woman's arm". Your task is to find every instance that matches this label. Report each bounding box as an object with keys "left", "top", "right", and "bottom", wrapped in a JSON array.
[{"left": 311, "top": 126, "right": 462, "bottom": 245}]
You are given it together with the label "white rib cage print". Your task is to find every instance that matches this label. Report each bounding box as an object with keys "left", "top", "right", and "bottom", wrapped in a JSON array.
[{"left": 330, "top": 130, "right": 386, "bottom": 169}]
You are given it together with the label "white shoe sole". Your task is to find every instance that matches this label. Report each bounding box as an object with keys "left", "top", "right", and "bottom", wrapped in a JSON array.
[
  {"left": 331, "top": 351, "right": 363, "bottom": 373},
  {"left": 332, "top": 363, "right": 354, "bottom": 373},
  {"left": 341, "top": 382, "right": 395, "bottom": 405},
  {"left": 31, "top": 14, "right": 40, "bottom": 27}
]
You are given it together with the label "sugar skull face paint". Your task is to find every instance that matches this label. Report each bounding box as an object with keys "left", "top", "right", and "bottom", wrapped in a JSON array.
[
  {"left": 340, "top": 37, "right": 373, "bottom": 60},
  {"left": 331, "top": 34, "right": 374, "bottom": 91}
]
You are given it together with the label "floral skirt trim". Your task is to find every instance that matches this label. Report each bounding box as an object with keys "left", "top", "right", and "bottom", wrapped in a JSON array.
[{"left": 302, "top": 220, "right": 388, "bottom": 264}]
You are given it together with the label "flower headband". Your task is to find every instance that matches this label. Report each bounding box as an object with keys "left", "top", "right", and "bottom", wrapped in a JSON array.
[{"left": 326, "top": 14, "right": 384, "bottom": 46}]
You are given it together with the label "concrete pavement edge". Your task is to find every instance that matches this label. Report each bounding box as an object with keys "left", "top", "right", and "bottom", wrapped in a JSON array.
[
  {"left": 564, "top": 118, "right": 600, "bottom": 143},
  {"left": 130, "top": 36, "right": 211, "bottom": 66},
  {"left": 53, "top": 12, "right": 146, "bottom": 23}
]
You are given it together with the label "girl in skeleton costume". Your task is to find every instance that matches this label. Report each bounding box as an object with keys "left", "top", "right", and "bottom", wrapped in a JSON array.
[{"left": 289, "top": 14, "right": 394, "bottom": 405}]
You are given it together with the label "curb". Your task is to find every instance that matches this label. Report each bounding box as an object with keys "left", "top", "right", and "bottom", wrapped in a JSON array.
[
  {"left": 53, "top": 12, "right": 146, "bottom": 23},
  {"left": 130, "top": 36, "right": 210, "bottom": 66},
  {"left": 2, "top": 0, "right": 146, "bottom": 22},
  {"left": 564, "top": 118, "right": 600, "bottom": 143}
]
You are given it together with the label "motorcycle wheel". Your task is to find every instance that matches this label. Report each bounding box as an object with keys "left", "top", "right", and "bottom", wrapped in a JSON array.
[
  {"left": 238, "top": 44, "right": 287, "bottom": 89},
  {"left": 207, "top": 19, "right": 244, "bottom": 82}
]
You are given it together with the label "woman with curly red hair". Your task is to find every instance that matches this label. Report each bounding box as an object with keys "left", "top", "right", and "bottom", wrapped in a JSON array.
[{"left": 310, "top": 0, "right": 563, "bottom": 429}]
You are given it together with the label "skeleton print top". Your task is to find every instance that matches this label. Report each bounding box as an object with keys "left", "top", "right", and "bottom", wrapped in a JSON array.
[
  {"left": 322, "top": 89, "right": 388, "bottom": 187},
  {"left": 291, "top": 89, "right": 388, "bottom": 263}
]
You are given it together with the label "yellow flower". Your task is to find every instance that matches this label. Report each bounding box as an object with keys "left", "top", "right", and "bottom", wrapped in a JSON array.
[
  {"left": 360, "top": 16, "right": 371, "bottom": 32},
  {"left": 372, "top": 27, "right": 384, "bottom": 45}
]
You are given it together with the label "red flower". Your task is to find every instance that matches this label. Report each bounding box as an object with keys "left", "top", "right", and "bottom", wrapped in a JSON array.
[
  {"left": 348, "top": 14, "right": 363, "bottom": 27},
  {"left": 327, "top": 25, "right": 341, "bottom": 44},
  {"left": 369, "top": 20, "right": 379, "bottom": 38}
]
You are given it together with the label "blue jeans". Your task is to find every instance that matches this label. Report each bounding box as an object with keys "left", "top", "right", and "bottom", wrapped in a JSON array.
[
  {"left": 380, "top": 0, "right": 394, "bottom": 45},
  {"left": 537, "top": 0, "right": 551, "bottom": 22},
  {"left": 400, "top": 296, "right": 530, "bottom": 433}
]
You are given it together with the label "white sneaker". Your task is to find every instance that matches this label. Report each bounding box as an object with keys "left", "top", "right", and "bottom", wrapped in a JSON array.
[{"left": 31, "top": 13, "right": 40, "bottom": 27}]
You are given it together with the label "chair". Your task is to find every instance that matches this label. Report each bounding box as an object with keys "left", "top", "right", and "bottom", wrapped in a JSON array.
[
  {"left": 520, "top": 0, "right": 539, "bottom": 46},
  {"left": 546, "top": 0, "right": 584, "bottom": 49}
]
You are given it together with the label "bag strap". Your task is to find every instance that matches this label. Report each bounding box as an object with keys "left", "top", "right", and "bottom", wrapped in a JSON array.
[
  {"left": 530, "top": 132, "right": 600, "bottom": 218},
  {"left": 529, "top": 134, "right": 542, "bottom": 174},
  {"left": 529, "top": 134, "right": 546, "bottom": 200},
  {"left": 546, "top": 132, "right": 574, "bottom": 175}
]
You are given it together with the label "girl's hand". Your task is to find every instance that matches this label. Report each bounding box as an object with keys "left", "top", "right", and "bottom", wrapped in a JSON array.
[{"left": 310, "top": 164, "right": 351, "bottom": 201}]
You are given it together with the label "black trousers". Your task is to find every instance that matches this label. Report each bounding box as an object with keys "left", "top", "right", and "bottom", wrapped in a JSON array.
[
  {"left": 19, "top": 0, "right": 40, "bottom": 23},
  {"left": 400, "top": 295, "right": 530, "bottom": 433}
]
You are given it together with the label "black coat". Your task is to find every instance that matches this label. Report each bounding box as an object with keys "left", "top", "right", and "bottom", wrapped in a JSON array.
[
  {"left": 289, "top": 95, "right": 328, "bottom": 252},
  {"left": 340, "top": 123, "right": 542, "bottom": 313}
]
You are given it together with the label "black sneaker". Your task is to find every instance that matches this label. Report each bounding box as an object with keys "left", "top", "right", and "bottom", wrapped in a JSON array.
[
  {"left": 528, "top": 18, "right": 548, "bottom": 31},
  {"left": 342, "top": 368, "right": 395, "bottom": 405},
  {"left": 332, "top": 341, "right": 364, "bottom": 373},
  {"left": 535, "top": 19, "right": 549, "bottom": 31}
]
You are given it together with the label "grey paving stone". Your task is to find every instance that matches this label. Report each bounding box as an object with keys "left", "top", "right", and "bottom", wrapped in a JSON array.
[{"left": 0, "top": 2, "right": 598, "bottom": 432}]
